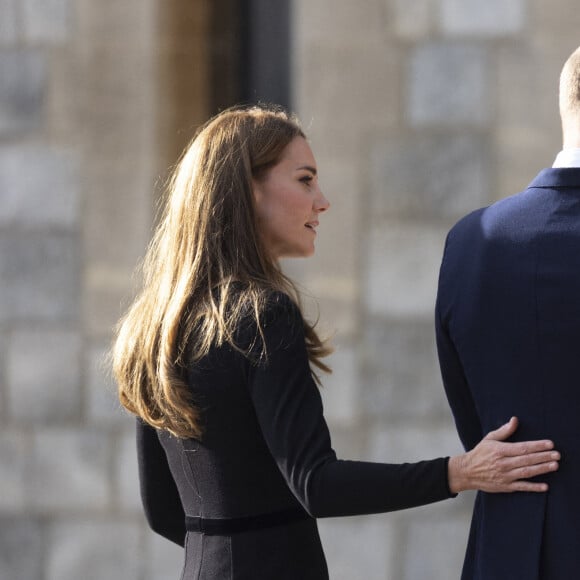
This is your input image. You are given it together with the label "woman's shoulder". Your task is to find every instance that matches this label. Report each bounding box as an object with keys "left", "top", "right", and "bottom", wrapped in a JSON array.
[
  {"left": 261, "top": 291, "right": 303, "bottom": 326},
  {"left": 232, "top": 289, "right": 303, "bottom": 352},
  {"left": 230, "top": 283, "right": 300, "bottom": 319}
]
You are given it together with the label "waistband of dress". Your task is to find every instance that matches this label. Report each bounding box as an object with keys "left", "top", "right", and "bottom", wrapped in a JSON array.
[{"left": 185, "top": 506, "right": 312, "bottom": 536}]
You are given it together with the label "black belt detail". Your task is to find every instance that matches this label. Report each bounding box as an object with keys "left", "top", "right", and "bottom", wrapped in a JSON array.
[{"left": 185, "top": 506, "right": 312, "bottom": 536}]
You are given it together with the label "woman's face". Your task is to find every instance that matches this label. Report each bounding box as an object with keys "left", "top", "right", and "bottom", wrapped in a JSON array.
[{"left": 253, "top": 136, "right": 330, "bottom": 259}]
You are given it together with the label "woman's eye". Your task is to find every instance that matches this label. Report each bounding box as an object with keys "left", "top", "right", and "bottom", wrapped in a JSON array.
[{"left": 300, "top": 176, "right": 313, "bottom": 185}]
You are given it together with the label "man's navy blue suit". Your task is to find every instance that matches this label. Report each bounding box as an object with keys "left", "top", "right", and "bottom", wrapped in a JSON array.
[{"left": 436, "top": 168, "right": 580, "bottom": 580}]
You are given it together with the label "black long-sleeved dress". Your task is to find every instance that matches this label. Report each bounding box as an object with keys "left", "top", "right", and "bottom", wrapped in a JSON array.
[{"left": 137, "top": 293, "right": 453, "bottom": 579}]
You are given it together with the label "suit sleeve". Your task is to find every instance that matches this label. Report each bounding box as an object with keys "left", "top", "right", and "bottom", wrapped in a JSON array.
[
  {"left": 435, "top": 237, "right": 483, "bottom": 451},
  {"left": 246, "top": 295, "right": 454, "bottom": 518},
  {"left": 136, "top": 418, "right": 186, "bottom": 546}
]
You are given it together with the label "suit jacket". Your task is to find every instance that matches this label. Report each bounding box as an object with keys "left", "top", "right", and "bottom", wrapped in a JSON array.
[
  {"left": 138, "top": 292, "right": 453, "bottom": 579},
  {"left": 436, "top": 168, "right": 580, "bottom": 580}
]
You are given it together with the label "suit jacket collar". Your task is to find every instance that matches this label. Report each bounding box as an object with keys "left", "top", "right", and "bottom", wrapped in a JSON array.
[{"left": 528, "top": 167, "right": 580, "bottom": 189}]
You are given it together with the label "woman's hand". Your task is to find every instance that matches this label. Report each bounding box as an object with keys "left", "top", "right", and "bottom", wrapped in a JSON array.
[{"left": 447, "top": 417, "right": 560, "bottom": 494}]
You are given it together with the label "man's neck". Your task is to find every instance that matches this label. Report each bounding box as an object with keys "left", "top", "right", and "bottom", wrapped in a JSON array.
[{"left": 553, "top": 147, "right": 580, "bottom": 168}]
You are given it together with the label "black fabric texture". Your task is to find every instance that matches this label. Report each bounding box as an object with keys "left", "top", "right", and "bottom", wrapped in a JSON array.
[{"left": 137, "top": 292, "right": 453, "bottom": 578}]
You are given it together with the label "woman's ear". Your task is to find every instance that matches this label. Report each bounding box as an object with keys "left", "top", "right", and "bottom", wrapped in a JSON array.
[{"left": 252, "top": 179, "right": 264, "bottom": 205}]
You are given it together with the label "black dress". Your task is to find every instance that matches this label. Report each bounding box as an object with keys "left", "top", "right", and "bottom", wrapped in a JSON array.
[{"left": 137, "top": 293, "right": 453, "bottom": 579}]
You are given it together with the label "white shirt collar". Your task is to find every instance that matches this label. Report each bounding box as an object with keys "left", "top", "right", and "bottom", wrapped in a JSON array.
[{"left": 552, "top": 148, "right": 580, "bottom": 168}]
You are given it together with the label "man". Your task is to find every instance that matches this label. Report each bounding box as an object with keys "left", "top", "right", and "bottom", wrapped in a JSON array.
[{"left": 436, "top": 46, "right": 580, "bottom": 580}]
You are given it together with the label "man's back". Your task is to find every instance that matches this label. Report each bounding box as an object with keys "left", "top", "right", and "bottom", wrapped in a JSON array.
[{"left": 436, "top": 167, "right": 580, "bottom": 579}]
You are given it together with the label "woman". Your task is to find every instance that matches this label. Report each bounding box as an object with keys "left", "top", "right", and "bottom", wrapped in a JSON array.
[{"left": 112, "top": 105, "right": 559, "bottom": 579}]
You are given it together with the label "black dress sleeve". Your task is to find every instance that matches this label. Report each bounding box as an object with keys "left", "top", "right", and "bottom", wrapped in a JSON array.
[
  {"left": 136, "top": 418, "right": 186, "bottom": 546},
  {"left": 247, "top": 294, "right": 454, "bottom": 518}
]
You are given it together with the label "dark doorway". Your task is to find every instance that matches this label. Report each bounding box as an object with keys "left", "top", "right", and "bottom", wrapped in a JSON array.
[{"left": 157, "top": 0, "right": 292, "bottom": 166}]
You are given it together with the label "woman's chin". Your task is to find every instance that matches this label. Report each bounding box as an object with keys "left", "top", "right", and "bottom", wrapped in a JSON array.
[{"left": 277, "top": 246, "right": 315, "bottom": 260}]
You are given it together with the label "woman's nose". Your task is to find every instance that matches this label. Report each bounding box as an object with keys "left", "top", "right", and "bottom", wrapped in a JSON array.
[{"left": 315, "top": 191, "right": 330, "bottom": 212}]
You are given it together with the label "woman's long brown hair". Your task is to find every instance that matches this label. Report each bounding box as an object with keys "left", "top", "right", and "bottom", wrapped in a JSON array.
[{"left": 112, "top": 105, "right": 331, "bottom": 439}]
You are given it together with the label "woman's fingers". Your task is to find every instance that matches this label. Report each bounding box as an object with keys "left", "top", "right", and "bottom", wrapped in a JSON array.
[
  {"left": 448, "top": 417, "right": 561, "bottom": 494},
  {"left": 483, "top": 416, "right": 556, "bottom": 459},
  {"left": 474, "top": 443, "right": 559, "bottom": 493},
  {"left": 496, "top": 448, "right": 560, "bottom": 489},
  {"left": 484, "top": 416, "right": 519, "bottom": 441},
  {"left": 498, "top": 453, "right": 559, "bottom": 492},
  {"left": 499, "top": 439, "right": 555, "bottom": 456},
  {"left": 484, "top": 417, "right": 555, "bottom": 453},
  {"left": 505, "top": 460, "right": 559, "bottom": 482},
  {"left": 504, "top": 480, "right": 550, "bottom": 493},
  {"left": 499, "top": 449, "right": 560, "bottom": 471}
]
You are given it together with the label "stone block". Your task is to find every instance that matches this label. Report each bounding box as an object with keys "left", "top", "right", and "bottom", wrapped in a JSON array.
[
  {"left": 408, "top": 42, "right": 490, "bottom": 127},
  {"left": 292, "top": 281, "right": 358, "bottom": 339},
  {"left": 294, "top": 0, "right": 387, "bottom": 46},
  {"left": 391, "top": 0, "right": 434, "bottom": 40},
  {"left": 87, "top": 343, "right": 127, "bottom": 424},
  {"left": 361, "top": 320, "right": 451, "bottom": 421},
  {"left": 440, "top": 0, "right": 526, "bottom": 36},
  {"left": 369, "top": 134, "right": 490, "bottom": 219},
  {"left": 0, "top": 517, "right": 45, "bottom": 580},
  {"left": 28, "top": 428, "right": 110, "bottom": 511},
  {"left": 7, "top": 328, "right": 81, "bottom": 422},
  {"left": 76, "top": 0, "right": 156, "bottom": 271},
  {"left": 84, "top": 264, "right": 137, "bottom": 339},
  {"left": 403, "top": 517, "right": 469, "bottom": 580},
  {"left": 0, "top": 145, "right": 80, "bottom": 228},
  {"left": 82, "top": 166, "right": 153, "bottom": 337},
  {"left": 0, "top": 430, "right": 31, "bottom": 512},
  {"left": 320, "top": 342, "right": 359, "bottom": 426},
  {"left": 145, "top": 530, "right": 185, "bottom": 580},
  {"left": 72, "top": 0, "right": 158, "bottom": 335},
  {"left": 116, "top": 427, "right": 143, "bottom": 514},
  {"left": 46, "top": 50, "right": 83, "bottom": 143},
  {"left": 495, "top": 44, "right": 560, "bottom": 131},
  {"left": 23, "top": 0, "right": 70, "bottom": 43},
  {"left": 318, "top": 516, "right": 395, "bottom": 580},
  {"left": 82, "top": 164, "right": 153, "bottom": 269},
  {"left": 0, "top": 231, "right": 80, "bottom": 323},
  {"left": 0, "top": 330, "right": 5, "bottom": 416},
  {"left": 495, "top": 128, "right": 555, "bottom": 202},
  {"left": 0, "top": 50, "right": 46, "bottom": 135},
  {"left": 365, "top": 224, "right": 448, "bottom": 318},
  {"left": 47, "top": 520, "right": 142, "bottom": 580},
  {"left": 0, "top": 0, "right": 18, "bottom": 45},
  {"left": 294, "top": 40, "right": 401, "bottom": 154},
  {"left": 532, "top": 0, "right": 580, "bottom": 42}
]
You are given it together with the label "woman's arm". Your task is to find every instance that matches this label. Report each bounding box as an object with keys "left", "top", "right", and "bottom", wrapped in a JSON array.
[{"left": 247, "top": 295, "right": 559, "bottom": 517}]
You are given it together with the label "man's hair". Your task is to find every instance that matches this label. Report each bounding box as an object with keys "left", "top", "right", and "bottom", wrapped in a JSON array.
[{"left": 560, "top": 47, "right": 580, "bottom": 117}]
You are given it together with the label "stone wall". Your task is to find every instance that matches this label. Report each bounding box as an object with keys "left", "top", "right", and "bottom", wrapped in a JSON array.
[
  {"left": 1, "top": 1, "right": 579, "bottom": 579},
  {"left": 0, "top": 0, "right": 185, "bottom": 578}
]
